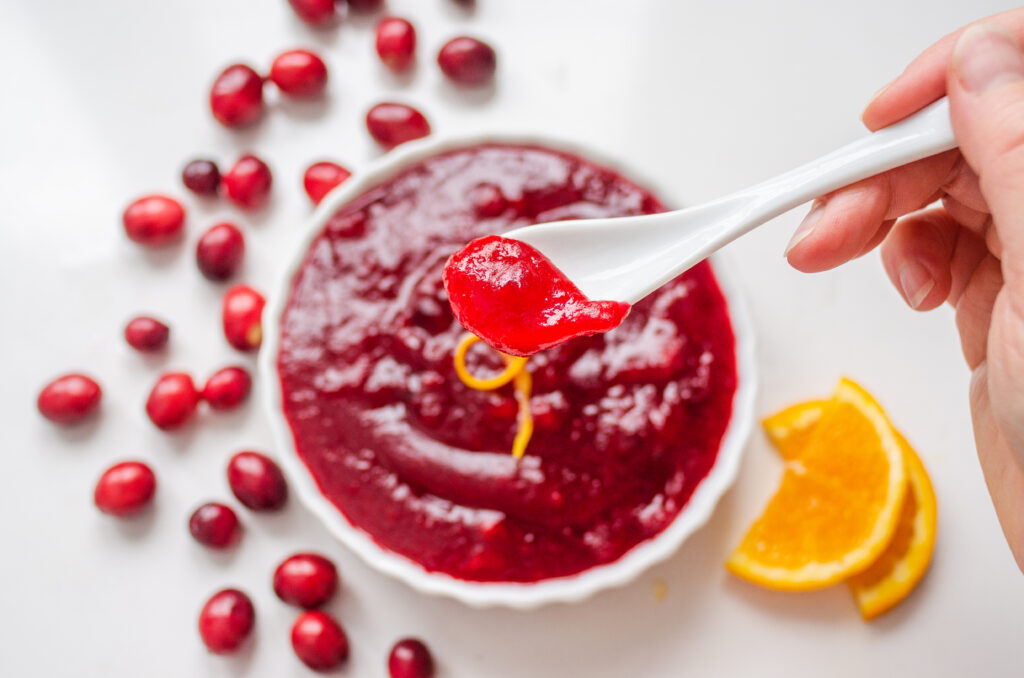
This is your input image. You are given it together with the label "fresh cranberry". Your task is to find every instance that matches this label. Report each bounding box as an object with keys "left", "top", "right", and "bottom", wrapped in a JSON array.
[
  {"left": 273, "top": 553, "right": 338, "bottom": 608},
  {"left": 122, "top": 195, "right": 185, "bottom": 247},
  {"left": 366, "top": 103, "right": 430, "bottom": 149},
  {"left": 124, "top": 316, "right": 170, "bottom": 352},
  {"left": 227, "top": 451, "right": 287, "bottom": 511},
  {"left": 222, "top": 155, "right": 272, "bottom": 209},
  {"left": 189, "top": 502, "right": 242, "bottom": 548},
  {"left": 94, "top": 461, "right": 156, "bottom": 516},
  {"left": 291, "top": 611, "right": 349, "bottom": 671},
  {"left": 388, "top": 638, "right": 435, "bottom": 678},
  {"left": 375, "top": 18, "right": 416, "bottom": 71},
  {"left": 209, "top": 64, "right": 265, "bottom": 128},
  {"left": 202, "top": 366, "right": 252, "bottom": 411},
  {"left": 437, "top": 37, "right": 496, "bottom": 85},
  {"left": 288, "top": 0, "right": 336, "bottom": 25},
  {"left": 222, "top": 285, "right": 265, "bottom": 351},
  {"left": 347, "top": 0, "right": 383, "bottom": 12},
  {"left": 182, "top": 159, "right": 221, "bottom": 196},
  {"left": 303, "top": 161, "right": 351, "bottom": 205},
  {"left": 37, "top": 374, "right": 102, "bottom": 425},
  {"left": 270, "top": 49, "right": 328, "bottom": 98},
  {"left": 196, "top": 222, "right": 245, "bottom": 281},
  {"left": 145, "top": 372, "right": 200, "bottom": 431},
  {"left": 198, "top": 589, "right": 255, "bottom": 654}
]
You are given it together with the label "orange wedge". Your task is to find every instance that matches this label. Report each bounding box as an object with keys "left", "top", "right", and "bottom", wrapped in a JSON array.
[
  {"left": 726, "top": 379, "right": 907, "bottom": 590},
  {"left": 757, "top": 391, "right": 937, "bottom": 620}
]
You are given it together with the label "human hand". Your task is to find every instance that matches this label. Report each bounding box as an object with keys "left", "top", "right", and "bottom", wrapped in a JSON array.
[{"left": 784, "top": 12, "right": 1024, "bottom": 573}]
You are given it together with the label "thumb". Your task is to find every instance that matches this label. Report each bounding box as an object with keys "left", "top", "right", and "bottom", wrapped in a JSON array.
[{"left": 948, "top": 23, "right": 1024, "bottom": 269}]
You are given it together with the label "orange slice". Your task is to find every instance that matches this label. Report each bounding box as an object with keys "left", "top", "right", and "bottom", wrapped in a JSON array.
[
  {"left": 726, "top": 378, "right": 907, "bottom": 590},
  {"left": 758, "top": 392, "right": 937, "bottom": 620}
]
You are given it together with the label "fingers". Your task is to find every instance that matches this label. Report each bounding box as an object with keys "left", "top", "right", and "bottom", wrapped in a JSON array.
[
  {"left": 785, "top": 151, "right": 957, "bottom": 272},
  {"left": 879, "top": 209, "right": 959, "bottom": 311},
  {"left": 863, "top": 9, "right": 1024, "bottom": 130},
  {"left": 948, "top": 23, "right": 1024, "bottom": 289}
]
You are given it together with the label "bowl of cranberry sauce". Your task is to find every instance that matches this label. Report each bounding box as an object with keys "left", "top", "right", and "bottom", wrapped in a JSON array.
[{"left": 262, "top": 136, "right": 756, "bottom": 608}]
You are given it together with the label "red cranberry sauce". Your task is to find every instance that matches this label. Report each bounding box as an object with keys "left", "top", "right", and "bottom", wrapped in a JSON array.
[
  {"left": 277, "top": 144, "right": 737, "bottom": 582},
  {"left": 443, "top": 235, "right": 629, "bottom": 356}
]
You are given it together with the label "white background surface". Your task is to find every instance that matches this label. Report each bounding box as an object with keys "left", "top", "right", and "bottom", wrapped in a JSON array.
[{"left": 2, "top": 1, "right": 1022, "bottom": 676}]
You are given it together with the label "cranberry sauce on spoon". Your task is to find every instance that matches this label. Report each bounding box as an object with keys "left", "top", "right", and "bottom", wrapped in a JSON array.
[
  {"left": 443, "top": 235, "right": 630, "bottom": 356},
  {"left": 277, "top": 144, "right": 738, "bottom": 582}
]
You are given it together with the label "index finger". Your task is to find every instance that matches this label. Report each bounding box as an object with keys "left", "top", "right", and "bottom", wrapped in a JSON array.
[{"left": 864, "top": 8, "right": 1024, "bottom": 131}]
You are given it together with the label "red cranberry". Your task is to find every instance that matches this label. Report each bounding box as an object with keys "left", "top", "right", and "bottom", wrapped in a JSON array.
[
  {"left": 347, "top": 0, "right": 383, "bottom": 12},
  {"left": 222, "top": 285, "right": 265, "bottom": 351},
  {"left": 471, "top": 183, "right": 507, "bottom": 218},
  {"left": 288, "top": 0, "right": 336, "bottom": 25},
  {"left": 196, "top": 222, "right": 245, "bottom": 281},
  {"left": 388, "top": 638, "right": 435, "bottom": 678},
  {"left": 182, "top": 159, "right": 221, "bottom": 196},
  {"left": 122, "top": 195, "right": 185, "bottom": 247},
  {"left": 124, "top": 316, "right": 170, "bottom": 352},
  {"left": 37, "top": 374, "right": 102, "bottom": 425},
  {"left": 227, "top": 451, "right": 287, "bottom": 511},
  {"left": 375, "top": 18, "right": 416, "bottom": 71},
  {"left": 366, "top": 103, "right": 430, "bottom": 149},
  {"left": 270, "top": 50, "right": 328, "bottom": 98},
  {"left": 437, "top": 37, "right": 496, "bottom": 85},
  {"left": 303, "top": 161, "right": 351, "bottom": 205},
  {"left": 94, "top": 461, "right": 156, "bottom": 516},
  {"left": 189, "top": 502, "right": 242, "bottom": 548},
  {"left": 209, "top": 64, "right": 265, "bottom": 128},
  {"left": 145, "top": 372, "right": 200, "bottom": 431},
  {"left": 291, "top": 611, "right": 349, "bottom": 671},
  {"left": 202, "top": 366, "right": 252, "bottom": 411},
  {"left": 273, "top": 553, "right": 338, "bottom": 608},
  {"left": 198, "top": 589, "right": 255, "bottom": 654},
  {"left": 222, "top": 155, "right": 272, "bottom": 209}
]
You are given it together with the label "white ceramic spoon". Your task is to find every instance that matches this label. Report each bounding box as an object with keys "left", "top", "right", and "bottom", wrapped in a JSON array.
[{"left": 504, "top": 97, "right": 956, "bottom": 304}]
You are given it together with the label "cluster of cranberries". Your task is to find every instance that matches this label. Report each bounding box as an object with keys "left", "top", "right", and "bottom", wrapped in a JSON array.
[{"left": 36, "top": 1, "right": 499, "bottom": 673}]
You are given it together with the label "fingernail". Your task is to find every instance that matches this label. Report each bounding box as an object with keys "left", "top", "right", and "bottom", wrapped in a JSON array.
[
  {"left": 785, "top": 201, "right": 825, "bottom": 257},
  {"left": 898, "top": 261, "right": 935, "bottom": 309},
  {"left": 954, "top": 23, "right": 1024, "bottom": 93}
]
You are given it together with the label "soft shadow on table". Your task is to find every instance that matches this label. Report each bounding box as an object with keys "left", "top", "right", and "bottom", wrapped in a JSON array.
[{"left": 435, "top": 80, "right": 497, "bottom": 107}]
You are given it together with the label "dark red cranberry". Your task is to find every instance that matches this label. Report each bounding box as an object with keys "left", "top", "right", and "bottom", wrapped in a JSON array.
[
  {"left": 227, "top": 451, "right": 287, "bottom": 511},
  {"left": 189, "top": 502, "right": 242, "bottom": 548},
  {"left": 145, "top": 372, "right": 200, "bottom": 431},
  {"left": 222, "top": 285, "right": 265, "bottom": 351},
  {"left": 196, "top": 222, "right": 245, "bottom": 281},
  {"left": 124, "top": 316, "right": 170, "bottom": 352},
  {"left": 182, "top": 159, "right": 221, "bottom": 196},
  {"left": 94, "top": 461, "right": 156, "bottom": 516},
  {"left": 288, "top": 0, "right": 336, "bottom": 25},
  {"left": 209, "top": 64, "right": 265, "bottom": 128},
  {"left": 437, "top": 37, "right": 496, "bottom": 85},
  {"left": 366, "top": 103, "right": 430, "bottom": 149},
  {"left": 222, "top": 155, "right": 272, "bottom": 209},
  {"left": 270, "top": 50, "right": 328, "bottom": 98},
  {"left": 470, "top": 183, "right": 507, "bottom": 218},
  {"left": 122, "top": 195, "right": 185, "bottom": 247},
  {"left": 291, "top": 611, "right": 349, "bottom": 671},
  {"left": 202, "top": 366, "right": 252, "bottom": 411},
  {"left": 303, "top": 161, "right": 351, "bottom": 205},
  {"left": 375, "top": 18, "right": 416, "bottom": 71},
  {"left": 347, "top": 0, "right": 383, "bottom": 12},
  {"left": 273, "top": 553, "right": 338, "bottom": 608},
  {"left": 198, "top": 589, "right": 255, "bottom": 654},
  {"left": 37, "top": 374, "right": 102, "bottom": 425},
  {"left": 388, "top": 638, "right": 435, "bottom": 678}
]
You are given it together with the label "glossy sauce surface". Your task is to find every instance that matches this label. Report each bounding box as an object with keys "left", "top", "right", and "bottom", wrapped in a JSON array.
[
  {"left": 443, "top": 235, "right": 630, "bottom": 356},
  {"left": 278, "top": 144, "right": 737, "bottom": 582}
]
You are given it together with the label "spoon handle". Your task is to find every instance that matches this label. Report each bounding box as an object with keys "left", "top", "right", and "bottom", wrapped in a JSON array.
[{"left": 741, "top": 97, "right": 956, "bottom": 223}]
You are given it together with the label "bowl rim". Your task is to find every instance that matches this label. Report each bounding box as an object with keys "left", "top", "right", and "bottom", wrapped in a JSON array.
[{"left": 259, "top": 131, "right": 757, "bottom": 609}]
